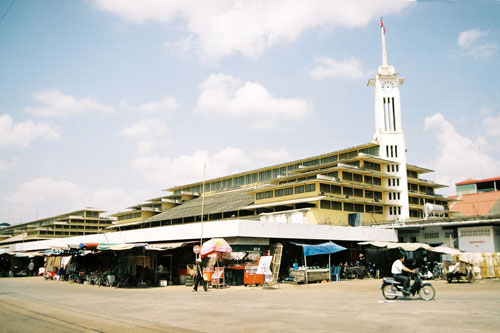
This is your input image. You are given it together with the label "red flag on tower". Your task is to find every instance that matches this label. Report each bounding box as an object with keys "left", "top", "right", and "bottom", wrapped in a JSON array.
[{"left": 380, "top": 17, "right": 386, "bottom": 34}]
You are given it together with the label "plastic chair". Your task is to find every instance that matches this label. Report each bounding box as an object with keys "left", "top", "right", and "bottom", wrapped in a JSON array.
[{"left": 331, "top": 266, "right": 341, "bottom": 281}]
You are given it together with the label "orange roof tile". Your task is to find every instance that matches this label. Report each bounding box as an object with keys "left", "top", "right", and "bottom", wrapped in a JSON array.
[{"left": 449, "top": 191, "right": 500, "bottom": 216}]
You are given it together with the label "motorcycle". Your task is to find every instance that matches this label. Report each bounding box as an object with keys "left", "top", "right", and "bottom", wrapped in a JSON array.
[{"left": 381, "top": 268, "right": 436, "bottom": 301}]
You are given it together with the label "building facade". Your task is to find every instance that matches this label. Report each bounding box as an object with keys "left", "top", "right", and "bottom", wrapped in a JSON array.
[
  {"left": 0, "top": 208, "right": 113, "bottom": 245},
  {"left": 110, "top": 24, "right": 450, "bottom": 232}
]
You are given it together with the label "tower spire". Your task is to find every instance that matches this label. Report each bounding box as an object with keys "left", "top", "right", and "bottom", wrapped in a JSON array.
[{"left": 380, "top": 17, "right": 388, "bottom": 66}]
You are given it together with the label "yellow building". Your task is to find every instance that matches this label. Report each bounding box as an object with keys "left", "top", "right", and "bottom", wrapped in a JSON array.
[
  {"left": 0, "top": 208, "right": 113, "bottom": 245},
  {"left": 109, "top": 24, "right": 451, "bottom": 231}
]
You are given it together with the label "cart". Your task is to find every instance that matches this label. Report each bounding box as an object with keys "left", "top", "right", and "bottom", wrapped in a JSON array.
[{"left": 445, "top": 260, "right": 474, "bottom": 283}]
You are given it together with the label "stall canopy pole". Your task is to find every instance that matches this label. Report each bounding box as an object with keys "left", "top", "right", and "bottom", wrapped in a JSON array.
[
  {"left": 329, "top": 254, "right": 331, "bottom": 282},
  {"left": 304, "top": 253, "right": 308, "bottom": 284}
]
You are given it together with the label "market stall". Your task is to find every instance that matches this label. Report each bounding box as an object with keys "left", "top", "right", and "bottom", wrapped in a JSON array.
[{"left": 290, "top": 241, "right": 347, "bottom": 284}]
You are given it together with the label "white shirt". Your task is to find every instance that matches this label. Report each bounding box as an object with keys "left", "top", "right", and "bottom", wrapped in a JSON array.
[{"left": 391, "top": 259, "right": 404, "bottom": 274}]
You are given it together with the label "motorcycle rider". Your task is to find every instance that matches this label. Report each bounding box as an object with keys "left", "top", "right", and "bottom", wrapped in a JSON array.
[{"left": 391, "top": 254, "right": 415, "bottom": 295}]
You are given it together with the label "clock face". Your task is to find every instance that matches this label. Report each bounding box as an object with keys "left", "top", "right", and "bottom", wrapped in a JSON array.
[{"left": 381, "top": 80, "right": 395, "bottom": 92}]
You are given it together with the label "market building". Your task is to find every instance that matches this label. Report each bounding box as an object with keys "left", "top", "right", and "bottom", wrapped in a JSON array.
[
  {"left": 1, "top": 22, "right": 465, "bottom": 285},
  {"left": 109, "top": 24, "right": 450, "bottom": 233}
]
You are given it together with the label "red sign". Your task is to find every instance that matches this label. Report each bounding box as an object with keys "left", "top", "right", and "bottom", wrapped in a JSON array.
[{"left": 193, "top": 245, "right": 200, "bottom": 254}]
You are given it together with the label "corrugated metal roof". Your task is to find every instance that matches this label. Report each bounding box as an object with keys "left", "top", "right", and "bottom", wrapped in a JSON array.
[{"left": 143, "top": 188, "right": 256, "bottom": 223}]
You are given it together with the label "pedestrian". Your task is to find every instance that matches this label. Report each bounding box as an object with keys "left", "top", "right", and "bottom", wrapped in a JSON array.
[
  {"left": 193, "top": 257, "right": 207, "bottom": 292},
  {"left": 28, "top": 260, "right": 35, "bottom": 276}
]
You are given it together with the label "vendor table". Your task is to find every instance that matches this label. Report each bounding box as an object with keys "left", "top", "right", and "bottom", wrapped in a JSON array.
[{"left": 290, "top": 268, "right": 330, "bottom": 284}]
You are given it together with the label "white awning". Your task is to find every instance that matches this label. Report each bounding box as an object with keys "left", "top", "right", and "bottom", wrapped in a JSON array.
[{"left": 358, "top": 241, "right": 432, "bottom": 251}]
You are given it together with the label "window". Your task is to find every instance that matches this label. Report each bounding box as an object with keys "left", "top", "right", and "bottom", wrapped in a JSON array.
[
  {"left": 256, "top": 192, "right": 265, "bottom": 200},
  {"left": 424, "top": 233, "right": 439, "bottom": 239},
  {"left": 344, "top": 203, "right": 354, "bottom": 212},
  {"left": 373, "top": 177, "right": 382, "bottom": 186},
  {"left": 353, "top": 188, "right": 363, "bottom": 197},
  {"left": 275, "top": 189, "right": 283, "bottom": 197},
  {"left": 353, "top": 174, "right": 363, "bottom": 182},
  {"left": 364, "top": 161, "right": 381, "bottom": 171},
  {"left": 365, "top": 190, "right": 373, "bottom": 199},
  {"left": 365, "top": 176, "right": 373, "bottom": 184},
  {"left": 295, "top": 185, "right": 305, "bottom": 194},
  {"left": 343, "top": 172, "right": 353, "bottom": 181},
  {"left": 354, "top": 204, "right": 364, "bottom": 213},
  {"left": 343, "top": 187, "right": 353, "bottom": 196},
  {"left": 305, "top": 184, "right": 316, "bottom": 192},
  {"left": 284, "top": 187, "right": 293, "bottom": 196},
  {"left": 321, "top": 155, "right": 337, "bottom": 164},
  {"left": 331, "top": 201, "right": 342, "bottom": 210},
  {"left": 304, "top": 159, "right": 319, "bottom": 167},
  {"left": 264, "top": 191, "right": 273, "bottom": 199}
]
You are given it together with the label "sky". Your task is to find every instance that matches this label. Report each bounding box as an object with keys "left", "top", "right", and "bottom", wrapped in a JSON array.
[{"left": 1, "top": 0, "right": 499, "bottom": 225}]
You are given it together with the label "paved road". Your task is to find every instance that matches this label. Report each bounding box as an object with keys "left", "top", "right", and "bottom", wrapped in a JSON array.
[{"left": 1, "top": 277, "right": 499, "bottom": 332}]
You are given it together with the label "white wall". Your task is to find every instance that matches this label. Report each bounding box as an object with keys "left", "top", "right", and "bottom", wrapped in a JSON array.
[{"left": 458, "top": 226, "right": 495, "bottom": 252}]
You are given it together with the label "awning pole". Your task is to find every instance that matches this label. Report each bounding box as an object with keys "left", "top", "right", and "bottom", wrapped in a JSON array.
[
  {"left": 304, "top": 253, "right": 308, "bottom": 284},
  {"left": 329, "top": 254, "right": 331, "bottom": 282}
]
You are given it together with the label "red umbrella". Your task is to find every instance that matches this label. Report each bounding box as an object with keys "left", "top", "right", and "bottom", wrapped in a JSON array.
[{"left": 200, "top": 238, "right": 232, "bottom": 258}]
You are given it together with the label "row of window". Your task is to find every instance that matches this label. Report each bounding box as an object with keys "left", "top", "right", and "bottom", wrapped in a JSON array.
[
  {"left": 460, "top": 229, "right": 491, "bottom": 237},
  {"left": 177, "top": 147, "right": 382, "bottom": 194},
  {"left": 388, "top": 192, "right": 401, "bottom": 200},
  {"left": 387, "top": 164, "right": 399, "bottom": 173},
  {"left": 389, "top": 206, "right": 402, "bottom": 215},
  {"left": 320, "top": 200, "right": 383, "bottom": 214},
  {"left": 257, "top": 183, "right": 384, "bottom": 201},
  {"left": 408, "top": 183, "right": 435, "bottom": 195},
  {"left": 256, "top": 184, "right": 317, "bottom": 200},
  {"left": 388, "top": 178, "right": 400, "bottom": 187},
  {"left": 386, "top": 145, "right": 398, "bottom": 158},
  {"left": 409, "top": 196, "right": 447, "bottom": 207},
  {"left": 118, "top": 212, "right": 142, "bottom": 221}
]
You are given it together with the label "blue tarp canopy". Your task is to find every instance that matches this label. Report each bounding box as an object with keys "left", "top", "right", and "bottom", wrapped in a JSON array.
[{"left": 292, "top": 241, "right": 347, "bottom": 256}]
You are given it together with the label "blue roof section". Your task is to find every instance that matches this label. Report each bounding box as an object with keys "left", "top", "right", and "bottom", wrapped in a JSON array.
[{"left": 291, "top": 241, "right": 347, "bottom": 256}]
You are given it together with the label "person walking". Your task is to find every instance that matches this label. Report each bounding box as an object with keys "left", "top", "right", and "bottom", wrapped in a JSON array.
[{"left": 193, "top": 257, "right": 207, "bottom": 292}]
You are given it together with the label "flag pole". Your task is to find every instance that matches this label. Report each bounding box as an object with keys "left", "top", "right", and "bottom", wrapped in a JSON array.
[
  {"left": 380, "top": 17, "right": 388, "bottom": 66},
  {"left": 200, "top": 163, "right": 206, "bottom": 247}
]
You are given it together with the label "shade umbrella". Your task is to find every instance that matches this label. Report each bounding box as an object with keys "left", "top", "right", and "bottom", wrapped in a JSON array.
[{"left": 200, "top": 238, "right": 232, "bottom": 258}]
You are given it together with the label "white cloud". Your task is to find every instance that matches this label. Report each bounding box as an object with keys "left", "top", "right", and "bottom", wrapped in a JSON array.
[
  {"left": 310, "top": 56, "right": 369, "bottom": 80},
  {"left": 8, "top": 177, "right": 83, "bottom": 204},
  {"left": 196, "top": 73, "right": 312, "bottom": 128},
  {"left": 482, "top": 111, "right": 500, "bottom": 137},
  {"left": 26, "top": 89, "right": 115, "bottom": 117},
  {"left": 0, "top": 114, "right": 60, "bottom": 148},
  {"left": 133, "top": 97, "right": 179, "bottom": 114},
  {"left": 0, "top": 160, "right": 7, "bottom": 173},
  {"left": 132, "top": 147, "right": 291, "bottom": 187},
  {"left": 458, "top": 29, "right": 485, "bottom": 49},
  {"left": 120, "top": 97, "right": 178, "bottom": 153},
  {"left": 424, "top": 113, "right": 500, "bottom": 193},
  {"left": 456, "top": 29, "right": 498, "bottom": 59},
  {"left": 92, "top": 0, "right": 410, "bottom": 61}
]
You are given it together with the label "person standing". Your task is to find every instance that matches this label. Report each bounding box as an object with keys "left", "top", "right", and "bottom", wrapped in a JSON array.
[
  {"left": 391, "top": 254, "right": 415, "bottom": 294},
  {"left": 193, "top": 257, "right": 207, "bottom": 292},
  {"left": 28, "top": 260, "right": 35, "bottom": 277}
]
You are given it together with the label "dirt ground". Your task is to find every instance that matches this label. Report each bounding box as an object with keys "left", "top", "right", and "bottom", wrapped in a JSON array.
[{"left": 1, "top": 277, "right": 499, "bottom": 333}]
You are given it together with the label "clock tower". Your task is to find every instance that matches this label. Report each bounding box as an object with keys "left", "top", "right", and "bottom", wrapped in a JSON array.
[{"left": 367, "top": 19, "right": 410, "bottom": 221}]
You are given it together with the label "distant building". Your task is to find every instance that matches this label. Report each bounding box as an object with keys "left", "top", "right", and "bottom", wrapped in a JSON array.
[
  {"left": 0, "top": 208, "right": 113, "bottom": 245},
  {"left": 387, "top": 177, "right": 500, "bottom": 252},
  {"left": 449, "top": 177, "right": 500, "bottom": 216}
]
